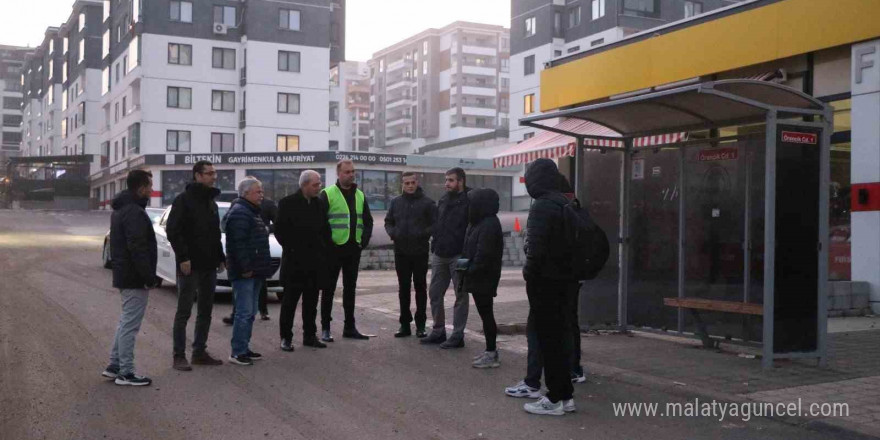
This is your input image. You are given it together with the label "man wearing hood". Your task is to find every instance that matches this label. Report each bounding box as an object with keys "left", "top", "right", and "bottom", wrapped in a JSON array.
[
  {"left": 318, "top": 160, "right": 374, "bottom": 341},
  {"left": 103, "top": 170, "right": 158, "bottom": 386},
  {"left": 385, "top": 172, "right": 437, "bottom": 338},
  {"left": 461, "top": 188, "right": 503, "bottom": 368},
  {"left": 422, "top": 168, "right": 471, "bottom": 348},
  {"left": 521, "top": 158, "right": 577, "bottom": 416},
  {"left": 166, "top": 160, "right": 226, "bottom": 371}
]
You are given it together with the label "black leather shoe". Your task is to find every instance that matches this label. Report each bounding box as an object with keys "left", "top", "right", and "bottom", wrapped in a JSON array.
[
  {"left": 416, "top": 328, "right": 428, "bottom": 338},
  {"left": 394, "top": 325, "right": 412, "bottom": 338},
  {"left": 321, "top": 329, "right": 334, "bottom": 342},
  {"left": 420, "top": 332, "right": 447, "bottom": 344},
  {"left": 280, "top": 338, "right": 294, "bottom": 352},
  {"left": 303, "top": 335, "right": 327, "bottom": 348},
  {"left": 342, "top": 329, "right": 370, "bottom": 340},
  {"left": 222, "top": 315, "right": 233, "bottom": 326}
]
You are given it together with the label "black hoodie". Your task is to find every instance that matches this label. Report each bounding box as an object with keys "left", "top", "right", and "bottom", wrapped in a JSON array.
[
  {"left": 165, "top": 182, "right": 225, "bottom": 271},
  {"left": 385, "top": 187, "right": 437, "bottom": 256},
  {"left": 432, "top": 187, "right": 470, "bottom": 258},
  {"left": 110, "top": 190, "right": 158, "bottom": 289},
  {"left": 462, "top": 188, "right": 503, "bottom": 296},
  {"left": 523, "top": 158, "right": 574, "bottom": 281}
]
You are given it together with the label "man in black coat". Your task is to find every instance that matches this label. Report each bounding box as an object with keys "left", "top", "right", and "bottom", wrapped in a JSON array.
[
  {"left": 275, "top": 170, "right": 332, "bottom": 351},
  {"left": 223, "top": 196, "right": 277, "bottom": 325},
  {"left": 422, "top": 168, "right": 470, "bottom": 348},
  {"left": 103, "top": 170, "right": 158, "bottom": 386},
  {"left": 166, "top": 160, "right": 226, "bottom": 371},
  {"left": 385, "top": 172, "right": 437, "bottom": 338},
  {"left": 521, "top": 158, "right": 577, "bottom": 416},
  {"left": 461, "top": 188, "right": 503, "bottom": 369}
]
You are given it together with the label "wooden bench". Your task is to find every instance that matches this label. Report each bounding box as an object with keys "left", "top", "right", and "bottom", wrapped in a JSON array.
[{"left": 663, "top": 297, "right": 762, "bottom": 348}]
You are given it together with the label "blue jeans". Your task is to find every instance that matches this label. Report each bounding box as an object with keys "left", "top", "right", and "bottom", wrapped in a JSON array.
[
  {"left": 109, "top": 288, "right": 149, "bottom": 376},
  {"left": 231, "top": 278, "right": 263, "bottom": 357}
]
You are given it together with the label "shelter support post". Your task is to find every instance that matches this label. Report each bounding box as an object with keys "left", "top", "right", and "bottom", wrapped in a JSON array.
[
  {"left": 762, "top": 112, "right": 777, "bottom": 370},
  {"left": 618, "top": 139, "right": 632, "bottom": 333},
  {"left": 817, "top": 111, "right": 832, "bottom": 368},
  {"left": 677, "top": 146, "right": 686, "bottom": 334},
  {"left": 743, "top": 143, "right": 752, "bottom": 341}
]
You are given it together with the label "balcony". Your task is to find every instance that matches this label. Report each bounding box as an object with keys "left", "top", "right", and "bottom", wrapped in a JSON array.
[{"left": 385, "top": 97, "right": 413, "bottom": 110}]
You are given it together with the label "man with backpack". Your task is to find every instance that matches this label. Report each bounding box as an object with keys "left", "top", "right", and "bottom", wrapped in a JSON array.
[{"left": 522, "top": 158, "right": 611, "bottom": 416}]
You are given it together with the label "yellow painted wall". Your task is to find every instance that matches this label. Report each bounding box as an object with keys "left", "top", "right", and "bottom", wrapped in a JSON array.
[{"left": 541, "top": 0, "right": 880, "bottom": 111}]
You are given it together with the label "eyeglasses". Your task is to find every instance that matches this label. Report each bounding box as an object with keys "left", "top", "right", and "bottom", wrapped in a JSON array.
[{"left": 199, "top": 171, "right": 217, "bottom": 176}]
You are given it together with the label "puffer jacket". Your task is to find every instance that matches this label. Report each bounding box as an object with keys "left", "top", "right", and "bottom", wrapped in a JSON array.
[
  {"left": 523, "top": 158, "right": 574, "bottom": 281},
  {"left": 165, "top": 183, "right": 225, "bottom": 271},
  {"left": 110, "top": 190, "right": 158, "bottom": 289},
  {"left": 384, "top": 187, "right": 437, "bottom": 256},
  {"left": 462, "top": 188, "right": 503, "bottom": 296},
  {"left": 431, "top": 187, "right": 470, "bottom": 258},
  {"left": 223, "top": 198, "right": 273, "bottom": 280}
]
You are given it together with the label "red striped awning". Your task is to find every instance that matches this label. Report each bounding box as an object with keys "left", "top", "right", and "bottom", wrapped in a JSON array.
[{"left": 494, "top": 119, "right": 687, "bottom": 168}]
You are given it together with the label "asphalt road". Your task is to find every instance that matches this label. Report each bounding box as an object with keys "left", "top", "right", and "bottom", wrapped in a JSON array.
[{"left": 0, "top": 210, "right": 858, "bottom": 440}]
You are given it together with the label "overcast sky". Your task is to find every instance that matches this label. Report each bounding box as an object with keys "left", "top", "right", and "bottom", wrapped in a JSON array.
[{"left": 0, "top": 0, "right": 511, "bottom": 61}]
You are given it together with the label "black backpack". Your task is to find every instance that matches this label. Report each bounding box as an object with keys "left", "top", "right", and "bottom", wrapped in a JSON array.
[{"left": 562, "top": 198, "right": 610, "bottom": 281}]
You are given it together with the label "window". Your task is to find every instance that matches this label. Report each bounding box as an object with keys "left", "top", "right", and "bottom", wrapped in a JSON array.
[
  {"left": 168, "top": 43, "right": 192, "bottom": 65},
  {"left": 423, "top": 41, "right": 428, "bottom": 55},
  {"left": 524, "top": 132, "right": 535, "bottom": 140},
  {"left": 170, "top": 1, "right": 193, "bottom": 23},
  {"left": 122, "top": 97, "right": 127, "bottom": 116},
  {"left": 525, "top": 16, "right": 536, "bottom": 37},
  {"left": 501, "top": 77, "right": 510, "bottom": 88},
  {"left": 592, "top": 0, "right": 606, "bottom": 20},
  {"left": 79, "top": 102, "right": 86, "bottom": 125},
  {"left": 78, "top": 39, "right": 84, "bottom": 63},
  {"left": 276, "top": 135, "right": 299, "bottom": 152},
  {"left": 212, "top": 48, "right": 235, "bottom": 69},
  {"left": 277, "top": 93, "right": 300, "bottom": 114},
  {"left": 212, "top": 90, "right": 235, "bottom": 112},
  {"left": 279, "top": 9, "right": 301, "bottom": 31},
  {"left": 79, "top": 13, "right": 85, "bottom": 32},
  {"left": 214, "top": 6, "right": 236, "bottom": 27},
  {"left": 122, "top": 137, "right": 127, "bottom": 157},
  {"left": 166, "top": 130, "right": 191, "bottom": 152},
  {"left": 684, "top": 1, "right": 703, "bottom": 18},
  {"left": 63, "top": 37, "right": 68, "bottom": 54},
  {"left": 569, "top": 6, "right": 581, "bottom": 28},
  {"left": 524, "top": 55, "right": 535, "bottom": 75},
  {"left": 623, "top": 0, "right": 659, "bottom": 17},
  {"left": 61, "top": 118, "right": 68, "bottom": 139},
  {"left": 591, "top": 38, "right": 605, "bottom": 47},
  {"left": 567, "top": 46, "right": 580, "bottom": 53},
  {"left": 278, "top": 50, "right": 301, "bottom": 72},
  {"left": 501, "top": 58, "right": 509, "bottom": 71},
  {"left": 102, "top": 31, "right": 110, "bottom": 58},
  {"left": 329, "top": 101, "right": 339, "bottom": 124},
  {"left": 554, "top": 12, "right": 562, "bottom": 36},
  {"left": 123, "top": 56, "right": 129, "bottom": 75},
  {"left": 422, "top": 61, "right": 427, "bottom": 75},
  {"left": 167, "top": 86, "right": 192, "bottom": 109},
  {"left": 524, "top": 94, "right": 535, "bottom": 114},
  {"left": 115, "top": 63, "right": 120, "bottom": 84},
  {"left": 211, "top": 132, "right": 235, "bottom": 152},
  {"left": 329, "top": 140, "right": 338, "bottom": 151},
  {"left": 115, "top": 102, "right": 119, "bottom": 123}
]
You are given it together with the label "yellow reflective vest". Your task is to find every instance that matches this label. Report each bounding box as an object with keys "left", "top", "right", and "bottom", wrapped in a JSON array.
[{"left": 324, "top": 185, "right": 365, "bottom": 245}]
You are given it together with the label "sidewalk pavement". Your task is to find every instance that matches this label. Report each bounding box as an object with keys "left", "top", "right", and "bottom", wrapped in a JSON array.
[{"left": 354, "top": 268, "right": 880, "bottom": 439}]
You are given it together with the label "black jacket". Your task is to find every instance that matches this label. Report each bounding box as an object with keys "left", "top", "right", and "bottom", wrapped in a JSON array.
[
  {"left": 319, "top": 182, "right": 374, "bottom": 253},
  {"left": 275, "top": 190, "right": 331, "bottom": 280},
  {"left": 462, "top": 189, "right": 503, "bottom": 297},
  {"left": 523, "top": 158, "right": 574, "bottom": 281},
  {"left": 431, "top": 187, "right": 470, "bottom": 258},
  {"left": 110, "top": 190, "right": 158, "bottom": 289},
  {"left": 384, "top": 187, "right": 437, "bottom": 256},
  {"left": 223, "top": 198, "right": 273, "bottom": 280},
  {"left": 261, "top": 198, "right": 278, "bottom": 234},
  {"left": 165, "top": 183, "right": 225, "bottom": 271}
]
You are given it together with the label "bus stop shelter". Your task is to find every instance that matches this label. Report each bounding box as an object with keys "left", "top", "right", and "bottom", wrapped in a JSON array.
[{"left": 519, "top": 80, "right": 832, "bottom": 369}]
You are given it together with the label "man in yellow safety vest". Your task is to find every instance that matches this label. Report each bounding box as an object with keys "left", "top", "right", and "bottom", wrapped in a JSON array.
[{"left": 318, "top": 159, "right": 374, "bottom": 341}]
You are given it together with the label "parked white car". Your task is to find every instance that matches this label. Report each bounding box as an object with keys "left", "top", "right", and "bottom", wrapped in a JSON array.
[
  {"left": 153, "top": 202, "right": 284, "bottom": 299},
  {"left": 102, "top": 207, "right": 165, "bottom": 270}
]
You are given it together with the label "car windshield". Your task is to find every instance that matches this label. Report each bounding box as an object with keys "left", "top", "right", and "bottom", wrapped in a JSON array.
[
  {"left": 218, "top": 207, "right": 230, "bottom": 232},
  {"left": 146, "top": 208, "right": 164, "bottom": 222}
]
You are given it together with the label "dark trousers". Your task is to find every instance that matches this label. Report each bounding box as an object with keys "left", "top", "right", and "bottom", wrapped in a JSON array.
[
  {"left": 321, "top": 249, "right": 361, "bottom": 330},
  {"left": 173, "top": 269, "right": 218, "bottom": 356},
  {"left": 472, "top": 293, "right": 497, "bottom": 352},
  {"left": 279, "top": 271, "right": 320, "bottom": 341},
  {"left": 525, "top": 278, "right": 575, "bottom": 403},
  {"left": 394, "top": 252, "right": 428, "bottom": 329},
  {"left": 525, "top": 282, "right": 584, "bottom": 388},
  {"left": 230, "top": 283, "right": 268, "bottom": 318}
]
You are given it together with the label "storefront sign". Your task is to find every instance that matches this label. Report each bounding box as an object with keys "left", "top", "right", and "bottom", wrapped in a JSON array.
[
  {"left": 632, "top": 158, "right": 645, "bottom": 180},
  {"left": 698, "top": 148, "right": 739, "bottom": 162},
  {"left": 144, "top": 151, "right": 409, "bottom": 166},
  {"left": 780, "top": 131, "right": 818, "bottom": 145}
]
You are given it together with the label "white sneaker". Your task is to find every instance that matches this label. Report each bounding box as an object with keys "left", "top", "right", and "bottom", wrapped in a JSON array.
[
  {"left": 524, "top": 397, "right": 565, "bottom": 416},
  {"left": 563, "top": 399, "right": 576, "bottom": 413},
  {"left": 505, "top": 381, "right": 542, "bottom": 398},
  {"left": 472, "top": 351, "right": 500, "bottom": 369}
]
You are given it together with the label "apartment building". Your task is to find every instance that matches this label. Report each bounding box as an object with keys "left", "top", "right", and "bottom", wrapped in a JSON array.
[
  {"left": 0, "top": 44, "right": 31, "bottom": 173},
  {"left": 329, "top": 60, "right": 370, "bottom": 152},
  {"left": 20, "top": 0, "right": 344, "bottom": 207},
  {"left": 509, "top": 0, "right": 741, "bottom": 142},
  {"left": 368, "top": 21, "right": 510, "bottom": 155}
]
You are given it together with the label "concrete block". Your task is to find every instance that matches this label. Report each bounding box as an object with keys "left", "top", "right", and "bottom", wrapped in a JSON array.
[
  {"left": 835, "top": 282, "right": 853, "bottom": 296},
  {"left": 833, "top": 294, "right": 852, "bottom": 310},
  {"left": 852, "top": 281, "right": 871, "bottom": 296},
  {"left": 853, "top": 292, "right": 870, "bottom": 309}
]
